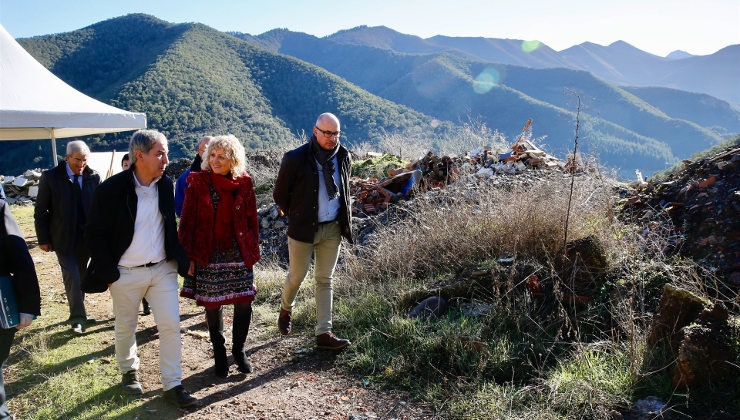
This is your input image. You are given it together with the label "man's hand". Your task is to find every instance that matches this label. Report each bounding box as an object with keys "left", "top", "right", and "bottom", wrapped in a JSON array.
[
  {"left": 15, "top": 313, "right": 34, "bottom": 330},
  {"left": 39, "top": 244, "right": 52, "bottom": 252}
]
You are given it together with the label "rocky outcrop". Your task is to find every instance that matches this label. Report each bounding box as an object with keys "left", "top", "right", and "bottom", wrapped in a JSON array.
[
  {"left": 621, "top": 145, "right": 740, "bottom": 285},
  {"left": 646, "top": 284, "right": 737, "bottom": 389},
  {"left": 646, "top": 284, "right": 708, "bottom": 350},
  {"left": 673, "top": 303, "right": 734, "bottom": 388}
]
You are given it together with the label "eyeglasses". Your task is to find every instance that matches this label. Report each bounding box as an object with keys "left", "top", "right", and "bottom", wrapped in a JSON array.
[
  {"left": 70, "top": 157, "right": 87, "bottom": 164},
  {"left": 315, "top": 127, "right": 341, "bottom": 137}
]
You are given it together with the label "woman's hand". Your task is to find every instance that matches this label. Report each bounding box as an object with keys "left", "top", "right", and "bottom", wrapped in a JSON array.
[{"left": 188, "top": 261, "right": 195, "bottom": 276}]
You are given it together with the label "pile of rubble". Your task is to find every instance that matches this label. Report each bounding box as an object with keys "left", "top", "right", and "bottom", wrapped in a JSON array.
[
  {"left": 1, "top": 169, "right": 42, "bottom": 205},
  {"left": 257, "top": 203, "right": 289, "bottom": 262},
  {"left": 462, "top": 138, "right": 565, "bottom": 178},
  {"left": 621, "top": 145, "right": 740, "bottom": 285},
  {"left": 350, "top": 137, "right": 567, "bottom": 218}
]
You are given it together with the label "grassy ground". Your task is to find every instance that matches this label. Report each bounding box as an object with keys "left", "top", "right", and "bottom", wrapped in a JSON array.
[
  {"left": 5, "top": 205, "right": 433, "bottom": 420},
  {"left": 6, "top": 166, "right": 740, "bottom": 419}
]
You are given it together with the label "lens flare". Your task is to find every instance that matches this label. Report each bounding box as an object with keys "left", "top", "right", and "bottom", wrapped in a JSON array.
[
  {"left": 521, "top": 40, "right": 541, "bottom": 53},
  {"left": 430, "top": 119, "right": 440, "bottom": 128},
  {"left": 473, "top": 68, "right": 500, "bottom": 94}
]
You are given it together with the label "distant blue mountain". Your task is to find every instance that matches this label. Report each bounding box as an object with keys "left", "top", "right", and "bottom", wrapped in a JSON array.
[
  {"left": 666, "top": 50, "right": 694, "bottom": 60},
  {"left": 232, "top": 27, "right": 740, "bottom": 177},
  {"left": 321, "top": 26, "right": 739, "bottom": 106}
]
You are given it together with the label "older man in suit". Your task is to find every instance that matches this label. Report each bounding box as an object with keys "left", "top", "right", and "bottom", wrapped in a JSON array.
[{"left": 34, "top": 140, "right": 100, "bottom": 334}]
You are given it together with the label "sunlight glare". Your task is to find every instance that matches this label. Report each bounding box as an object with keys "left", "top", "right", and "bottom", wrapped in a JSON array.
[
  {"left": 473, "top": 68, "right": 500, "bottom": 94},
  {"left": 521, "top": 40, "right": 541, "bottom": 53}
]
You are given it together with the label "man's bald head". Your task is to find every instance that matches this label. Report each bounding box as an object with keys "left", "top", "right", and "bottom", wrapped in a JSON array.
[
  {"left": 315, "top": 113, "right": 340, "bottom": 127},
  {"left": 313, "top": 113, "right": 341, "bottom": 151}
]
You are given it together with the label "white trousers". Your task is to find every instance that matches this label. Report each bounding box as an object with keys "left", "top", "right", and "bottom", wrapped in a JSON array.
[
  {"left": 109, "top": 259, "right": 182, "bottom": 391},
  {"left": 281, "top": 221, "right": 342, "bottom": 335}
]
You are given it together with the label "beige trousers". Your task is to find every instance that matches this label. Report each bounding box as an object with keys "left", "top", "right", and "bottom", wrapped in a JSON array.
[
  {"left": 109, "top": 259, "right": 182, "bottom": 391},
  {"left": 281, "top": 221, "right": 342, "bottom": 335}
]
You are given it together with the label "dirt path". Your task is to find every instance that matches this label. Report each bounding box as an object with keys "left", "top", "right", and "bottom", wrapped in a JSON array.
[{"left": 19, "top": 216, "right": 438, "bottom": 419}]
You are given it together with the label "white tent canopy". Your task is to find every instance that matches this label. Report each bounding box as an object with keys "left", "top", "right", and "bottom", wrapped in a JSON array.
[{"left": 0, "top": 24, "right": 146, "bottom": 164}]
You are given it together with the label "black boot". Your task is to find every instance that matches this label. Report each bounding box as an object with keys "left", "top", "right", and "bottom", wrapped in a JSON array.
[
  {"left": 232, "top": 303, "right": 253, "bottom": 373},
  {"left": 206, "top": 307, "right": 228, "bottom": 377}
]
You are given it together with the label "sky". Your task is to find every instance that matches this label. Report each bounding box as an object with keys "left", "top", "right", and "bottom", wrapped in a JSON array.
[{"left": 1, "top": 0, "right": 738, "bottom": 57}]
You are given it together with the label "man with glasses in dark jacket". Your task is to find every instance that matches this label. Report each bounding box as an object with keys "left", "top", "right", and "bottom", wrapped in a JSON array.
[{"left": 273, "top": 113, "right": 354, "bottom": 350}]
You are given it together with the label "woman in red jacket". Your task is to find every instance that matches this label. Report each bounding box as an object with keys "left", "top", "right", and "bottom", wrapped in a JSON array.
[{"left": 178, "top": 134, "right": 260, "bottom": 377}]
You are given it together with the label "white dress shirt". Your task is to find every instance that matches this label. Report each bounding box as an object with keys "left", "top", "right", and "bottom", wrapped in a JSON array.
[
  {"left": 315, "top": 156, "right": 341, "bottom": 223},
  {"left": 118, "top": 173, "right": 167, "bottom": 267}
]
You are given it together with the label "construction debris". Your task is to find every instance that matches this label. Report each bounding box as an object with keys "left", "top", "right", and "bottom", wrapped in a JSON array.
[
  {"left": 1, "top": 169, "right": 42, "bottom": 205},
  {"left": 620, "top": 146, "right": 740, "bottom": 285},
  {"left": 350, "top": 136, "right": 567, "bottom": 218}
]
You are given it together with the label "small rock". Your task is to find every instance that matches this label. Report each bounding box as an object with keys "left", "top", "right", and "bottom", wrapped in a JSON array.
[
  {"left": 27, "top": 185, "right": 39, "bottom": 198},
  {"left": 459, "top": 300, "right": 491, "bottom": 318},
  {"left": 629, "top": 396, "right": 665, "bottom": 420},
  {"left": 409, "top": 296, "right": 447, "bottom": 319},
  {"left": 260, "top": 218, "right": 271, "bottom": 229}
]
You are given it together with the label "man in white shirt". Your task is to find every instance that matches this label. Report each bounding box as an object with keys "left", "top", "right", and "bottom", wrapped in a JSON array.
[{"left": 84, "top": 130, "right": 196, "bottom": 408}]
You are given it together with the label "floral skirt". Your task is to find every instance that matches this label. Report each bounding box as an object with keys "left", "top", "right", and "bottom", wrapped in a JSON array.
[{"left": 180, "top": 244, "right": 256, "bottom": 309}]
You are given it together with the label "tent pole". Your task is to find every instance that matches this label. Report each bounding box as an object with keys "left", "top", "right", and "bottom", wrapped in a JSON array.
[{"left": 50, "top": 130, "right": 58, "bottom": 166}]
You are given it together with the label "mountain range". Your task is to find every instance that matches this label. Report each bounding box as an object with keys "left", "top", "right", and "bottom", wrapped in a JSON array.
[
  {"left": 3, "top": 14, "right": 738, "bottom": 179},
  {"left": 318, "top": 25, "right": 740, "bottom": 106}
]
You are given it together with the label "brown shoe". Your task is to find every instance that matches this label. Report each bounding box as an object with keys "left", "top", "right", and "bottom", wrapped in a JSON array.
[
  {"left": 278, "top": 309, "right": 292, "bottom": 335},
  {"left": 316, "top": 332, "right": 351, "bottom": 350}
]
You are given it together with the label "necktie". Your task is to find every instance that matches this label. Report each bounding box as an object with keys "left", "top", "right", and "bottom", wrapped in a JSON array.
[{"left": 73, "top": 174, "right": 85, "bottom": 235}]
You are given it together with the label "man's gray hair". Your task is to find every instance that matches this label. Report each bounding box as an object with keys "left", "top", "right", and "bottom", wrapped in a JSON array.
[
  {"left": 129, "top": 129, "right": 167, "bottom": 165},
  {"left": 66, "top": 140, "right": 90, "bottom": 156},
  {"left": 198, "top": 136, "right": 213, "bottom": 147}
]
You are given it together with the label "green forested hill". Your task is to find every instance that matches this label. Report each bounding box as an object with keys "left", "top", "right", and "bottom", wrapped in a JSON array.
[
  {"left": 5, "top": 14, "right": 449, "bottom": 175},
  {"left": 623, "top": 86, "right": 740, "bottom": 138}
]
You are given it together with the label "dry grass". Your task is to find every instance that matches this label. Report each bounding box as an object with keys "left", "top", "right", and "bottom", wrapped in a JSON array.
[{"left": 341, "top": 172, "right": 619, "bottom": 287}]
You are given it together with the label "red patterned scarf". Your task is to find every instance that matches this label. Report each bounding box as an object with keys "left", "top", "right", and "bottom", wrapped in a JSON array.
[{"left": 211, "top": 171, "right": 239, "bottom": 249}]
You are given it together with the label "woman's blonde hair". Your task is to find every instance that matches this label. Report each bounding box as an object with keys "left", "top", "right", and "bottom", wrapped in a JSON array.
[{"left": 201, "top": 134, "right": 247, "bottom": 176}]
